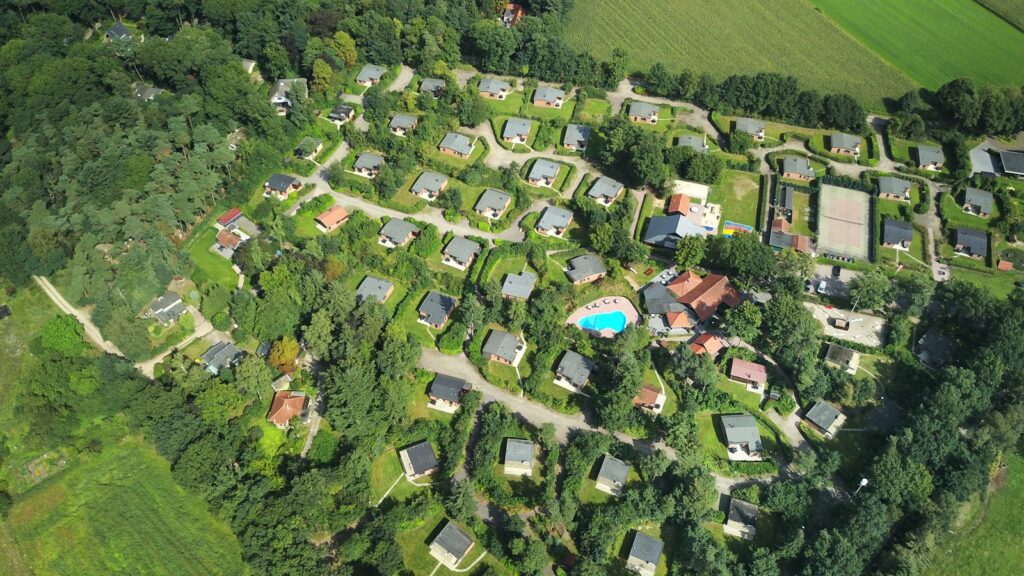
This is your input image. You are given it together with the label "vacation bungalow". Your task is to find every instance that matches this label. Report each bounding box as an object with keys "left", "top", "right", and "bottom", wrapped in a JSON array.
[
  {"left": 438, "top": 132, "right": 475, "bottom": 158},
  {"left": 106, "top": 21, "right": 133, "bottom": 42},
  {"left": 429, "top": 521, "right": 474, "bottom": 569},
  {"left": 563, "top": 124, "right": 592, "bottom": 151},
  {"left": 503, "top": 439, "right": 535, "bottom": 476},
  {"left": 420, "top": 77, "right": 445, "bottom": 99},
  {"left": 428, "top": 374, "right": 471, "bottom": 413},
  {"left": 690, "top": 333, "right": 725, "bottom": 357},
  {"left": 355, "top": 63, "right": 386, "bottom": 87},
  {"left": 482, "top": 329, "right": 525, "bottom": 367},
  {"left": 134, "top": 84, "right": 164, "bottom": 101},
  {"left": 535, "top": 206, "right": 573, "bottom": 237},
  {"left": 533, "top": 86, "right": 566, "bottom": 108},
  {"left": 389, "top": 114, "right": 418, "bottom": 136},
  {"left": 479, "top": 78, "right": 511, "bottom": 99},
  {"left": 595, "top": 454, "right": 630, "bottom": 496},
  {"left": 216, "top": 208, "right": 244, "bottom": 229},
  {"left": 804, "top": 400, "right": 847, "bottom": 438},
  {"left": 328, "top": 104, "right": 355, "bottom": 126},
  {"left": 729, "top": 358, "right": 768, "bottom": 392},
  {"left": 723, "top": 498, "right": 758, "bottom": 540},
  {"left": 410, "top": 171, "right": 449, "bottom": 201},
  {"left": 565, "top": 254, "right": 606, "bottom": 285},
  {"left": 734, "top": 118, "right": 765, "bottom": 141},
  {"left": 442, "top": 237, "right": 482, "bottom": 271},
  {"left": 628, "top": 101, "right": 659, "bottom": 124},
  {"left": 215, "top": 229, "right": 244, "bottom": 254},
  {"left": 269, "top": 78, "right": 307, "bottom": 113},
  {"left": 502, "top": 271, "right": 536, "bottom": 301},
  {"left": 266, "top": 390, "right": 309, "bottom": 430},
  {"left": 264, "top": 173, "right": 301, "bottom": 200},
  {"left": 825, "top": 343, "right": 861, "bottom": 374},
  {"left": 314, "top": 205, "right": 349, "bottom": 233},
  {"left": 916, "top": 145, "right": 945, "bottom": 171},
  {"left": 146, "top": 292, "right": 186, "bottom": 325},
  {"left": 418, "top": 291, "right": 456, "bottom": 329},
  {"left": 626, "top": 532, "right": 664, "bottom": 576},
  {"left": 378, "top": 218, "right": 420, "bottom": 248},
  {"left": 502, "top": 118, "right": 532, "bottom": 144},
  {"left": 355, "top": 276, "right": 394, "bottom": 304},
  {"left": 586, "top": 176, "right": 624, "bottom": 206},
  {"left": 877, "top": 176, "right": 911, "bottom": 201},
  {"left": 781, "top": 156, "right": 815, "bottom": 181},
  {"left": 553, "top": 350, "right": 596, "bottom": 392},
  {"left": 829, "top": 133, "right": 861, "bottom": 156},
  {"left": 633, "top": 386, "right": 666, "bottom": 416},
  {"left": 200, "top": 341, "right": 243, "bottom": 375},
  {"left": 642, "top": 214, "right": 707, "bottom": 250},
  {"left": 474, "top": 188, "right": 512, "bottom": 219},
  {"left": 399, "top": 440, "right": 438, "bottom": 479},
  {"left": 962, "top": 187, "right": 994, "bottom": 218},
  {"left": 999, "top": 150, "right": 1024, "bottom": 178},
  {"left": 720, "top": 414, "right": 763, "bottom": 460},
  {"left": 676, "top": 134, "right": 709, "bottom": 153},
  {"left": 295, "top": 136, "right": 322, "bottom": 159},
  {"left": 954, "top": 227, "right": 988, "bottom": 260},
  {"left": 882, "top": 218, "right": 912, "bottom": 249},
  {"left": 527, "top": 159, "right": 561, "bottom": 187},
  {"left": 353, "top": 152, "right": 384, "bottom": 178}
]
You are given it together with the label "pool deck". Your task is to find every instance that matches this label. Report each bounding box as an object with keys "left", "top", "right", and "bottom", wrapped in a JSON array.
[{"left": 566, "top": 297, "right": 640, "bottom": 338}]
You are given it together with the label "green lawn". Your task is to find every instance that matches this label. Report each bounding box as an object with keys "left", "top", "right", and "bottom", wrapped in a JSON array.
[
  {"left": 809, "top": 0, "right": 1024, "bottom": 89},
  {"left": 576, "top": 98, "right": 611, "bottom": 124},
  {"left": 976, "top": 0, "right": 1024, "bottom": 30},
  {"left": 522, "top": 93, "right": 577, "bottom": 121},
  {"left": 941, "top": 192, "right": 998, "bottom": 229},
  {"left": 708, "top": 170, "right": 761, "bottom": 232},
  {"left": 561, "top": 0, "right": 916, "bottom": 108},
  {"left": 6, "top": 439, "right": 246, "bottom": 576},
  {"left": 634, "top": 192, "right": 657, "bottom": 241},
  {"left": 790, "top": 190, "right": 815, "bottom": 237},
  {"left": 427, "top": 137, "right": 487, "bottom": 170},
  {"left": 484, "top": 91, "right": 525, "bottom": 116},
  {"left": 185, "top": 223, "right": 238, "bottom": 291}
]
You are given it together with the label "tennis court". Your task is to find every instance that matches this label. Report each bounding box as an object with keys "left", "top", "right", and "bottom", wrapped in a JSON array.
[{"left": 817, "top": 184, "right": 871, "bottom": 260}]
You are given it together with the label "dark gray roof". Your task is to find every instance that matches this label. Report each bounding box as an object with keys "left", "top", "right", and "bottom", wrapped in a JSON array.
[
  {"left": 882, "top": 218, "right": 913, "bottom": 246},
  {"left": 768, "top": 231, "right": 794, "bottom": 250},
  {"left": 107, "top": 22, "right": 131, "bottom": 40},
  {"left": 269, "top": 78, "right": 307, "bottom": 102},
  {"left": 329, "top": 104, "right": 355, "bottom": 121},
  {"left": 482, "top": 330, "right": 520, "bottom": 363},
  {"left": 504, "top": 438, "right": 534, "bottom": 464},
  {"left": 430, "top": 374, "right": 470, "bottom": 403},
  {"left": 728, "top": 498, "right": 759, "bottom": 526},
  {"left": 628, "top": 532, "right": 664, "bottom": 565},
  {"left": 735, "top": 118, "right": 765, "bottom": 134},
  {"left": 1000, "top": 150, "right": 1024, "bottom": 175},
  {"left": 265, "top": 173, "right": 298, "bottom": 192},
  {"left": 403, "top": 440, "right": 438, "bottom": 475},
  {"left": 475, "top": 188, "right": 511, "bottom": 213},
  {"left": 970, "top": 144, "right": 998, "bottom": 176},
  {"left": 503, "top": 118, "right": 532, "bottom": 139},
  {"left": 534, "top": 86, "right": 565, "bottom": 102},
  {"left": 563, "top": 124, "right": 592, "bottom": 148},
  {"left": 556, "top": 350, "right": 596, "bottom": 387},
  {"left": 479, "top": 78, "right": 511, "bottom": 93},
  {"left": 389, "top": 114, "right": 417, "bottom": 130},
  {"left": 830, "top": 133, "right": 860, "bottom": 150},
  {"left": 825, "top": 343, "right": 858, "bottom": 367},
  {"left": 587, "top": 176, "right": 623, "bottom": 200},
  {"left": 676, "top": 134, "right": 708, "bottom": 152},
  {"left": 439, "top": 132, "right": 474, "bottom": 156},
  {"left": 566, "top": 253, "right": 605, "bottom": 282},
  {"left": 963, "top": 187, "right": 994, "bottom": 214},
  {"left": 956, "top": 227, "right": 988, "bottom": 257},
  {"left": 917, "top": 145, "right": 945, "bottom": 166},
  {"left": 720, "top": 414, "right": 762, "bottom": 450},
  {"left": 502, "top": 271, "right": 536, "bottom": 299},
  {"left": 805, "top": 401, "right": 843, "bottom": 432},
  {"left": 356, "top": 276, "right": 393, "bottom": 303},
  {"left": 413, "top": 171, "right": 448, "bottom": 194},
  {"left": 628, "top": 101, "right": 659, "bottom": 119},
  {"left": 148, "top": 292, "right": 185, "bottom": 323},
  {"left": 444, "top": 237, "right": 482, "bottom": 264},
  {"left": 877, "top": 176, "right": 911, "bottom": 198},
  {"left": 641, "top": 282, "right": 686, "bottom": 315},
  {"left": 642, "top": 214, "right": 707, "bottom": 249},
  {"left": 200, "top": 341, "right": 242, "bottom": 373},
  {"left": 356, "top": 63, "right": 386, "bottom": 83},
  {"left": 529, "top": 159, "right": 560, "bottom": 182},
  {"left": 781, "top": 156, "right": 814, "bottom": 178},
  {"left": 432, "top": 521, "right": 473, "bottom": 558},
  {"left": 419, "top": 291, "right": 456, "bottom": 326},
  {"left": 536, "top": 206, "right": 573, "bottom": 231},
  {"left": 597, "top": 454, "right": 630, "bottom": 485},
  {"left": 779, "top": 186, "right": 796, "bottom": 210},
  {"left": 354, "top": 152, "right": 384, "bottom": 171},
  {"left": 379, "top": 218, "right": 419, "bottom": 243},
  {"left": 420, "top": 78, "right": 445, "bottom": 94},
  {"left": 134, "top": 85, "right": 164, "bottom": 101}
]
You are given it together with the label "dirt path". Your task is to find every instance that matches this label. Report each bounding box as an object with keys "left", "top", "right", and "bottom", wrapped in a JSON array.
[
  {"left": 387, "top": 65, "right": 415, "bottom": 93},
  {"left": 33, "top": 276, "right": 123, "bottom": 357}
]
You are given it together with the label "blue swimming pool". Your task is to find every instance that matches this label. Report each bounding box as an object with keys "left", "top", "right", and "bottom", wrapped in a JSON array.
[{"left": 576, "top": 310, "right": 628, "bottom": 333}]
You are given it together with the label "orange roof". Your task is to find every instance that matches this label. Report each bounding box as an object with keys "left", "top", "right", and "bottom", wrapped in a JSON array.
[
  {"left": 690, "top": 333, "right": 724, "bottom": 356},
  {"left": 729, "top": 358, "right": 767, "bottom": 385},
  {"left": 267, "top": 390, "right": 308, "bottom": 427},
  {"left": 771, "top": 217, "right": 790, "bottom": 233},
  {"left": 666, "top": 270, "right": 702, "bottom": 298},
  {"left": 792, "top": 235, "right": 814, "bottom": 254},
  {"left": 677, "top": 273, "right": 740, "bottom": 321},
  {"left": 316, "top": 205, "right": 349, "bottom": 228},
  {"left": 217, "top": 207, "right": 242, "bottom": 226},
  {"left": 216, "top": 229, "right": 242, "bottom": 250},
  {"left": 633, "top": 385, "right": 663, "bottom": 407},
  {"left": 667, "top": 194, "right": 690, "bottom": 215},
  {"left": 998, "top": 259, "right": 1014, "bottom": 271},
  {"left": 665, "top": 310, "right": 693, "bottom": 329}
]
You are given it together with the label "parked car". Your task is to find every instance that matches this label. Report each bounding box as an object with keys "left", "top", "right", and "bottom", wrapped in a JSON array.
[{"left": 818, "top": 280, "right": 828, "bottom": 294}]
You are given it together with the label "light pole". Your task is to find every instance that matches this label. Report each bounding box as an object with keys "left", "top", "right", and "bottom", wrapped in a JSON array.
[{"left": 854, "top": 477, "right": 869, "bottom": 495}]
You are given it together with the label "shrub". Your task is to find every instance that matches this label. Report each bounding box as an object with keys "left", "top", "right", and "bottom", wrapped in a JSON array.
[{"left": 211, "top": 310, "right": 232, "bottom": 331}]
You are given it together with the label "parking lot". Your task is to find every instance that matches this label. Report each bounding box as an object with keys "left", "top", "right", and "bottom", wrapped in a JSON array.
[
  {"left": 810, "top": 264, "right": 860, "bottom": 297},
  {"left": 803, "top": 302, "right": 886, "bottom": 348}
]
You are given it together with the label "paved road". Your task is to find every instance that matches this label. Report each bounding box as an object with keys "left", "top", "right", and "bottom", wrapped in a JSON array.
[
  {"left": 300, "top": 395, "right": 323, "bottom": 458},
  {"left": 33, "top": 275, "right": 123, "bottom": 356},
  {"left": 387, "top": 65, "right": 415, "bottom": 92}
]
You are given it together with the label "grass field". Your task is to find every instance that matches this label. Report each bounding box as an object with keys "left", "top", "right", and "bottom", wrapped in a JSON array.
[
  {"left": 790, "top": 191, "right": 815, "bottom": 237},
  {"left": 7, "top": 439, "right": 246, "bottom": 576},
  {"left": 925, "top": 452, "right": 1024, "bottom": 576},
  {"left": 708, "top": 170, "right": 761, "bottom": 232},
  {"left": 976, "top": 0, "right": 1024, "bottom": 31},
  {"left": 185, "top": 222, "right": 238, "bottom": 291},
  {"left": 810, "top": 0, "right": 1024, "bottom": 89},
  {"left": 561, "top": 0, "right": 916, "bottom": 107}
]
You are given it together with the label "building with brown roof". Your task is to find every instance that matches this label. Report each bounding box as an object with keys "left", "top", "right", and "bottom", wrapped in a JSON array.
[
  {"left": 670, "top": 272, "right": 740, "bottom": 322},
  {"left": 216, "top": 228, "right": 243, "bottom": 250},
  {"left": 729, "top": 358, "right": 768, "bottom": 391},
  {"left": 633, "top": 385, "right": 667, "bottom": 415},
  {"left": 315, "top": 205, "right": 349, "bottom": 233},
  {"left": 267, "top": 390, "right": 309, "bottom": 429},
  {"left": 690, "top": 333, "right": 725, "bottom": 357},
  {"left": 667, "top": 194, "right": 690, "bottom": 215}
]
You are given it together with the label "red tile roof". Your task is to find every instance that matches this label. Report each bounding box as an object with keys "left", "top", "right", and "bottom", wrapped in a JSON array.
[
  {"left": 665, "top": 310, "right": 693, "bottom": 329},
  {"left": 217, "top": 208, "right": 242, "bottom": 226},
  {"left": 216, "top": 229, "right": 242, "bottom": 250},
  {"left": 633, "top": 385, "right": 663, "bottom": 407},
  {"left": 998, "top": 259, "right": 1014, "bottom": 271},
  {"left": 316, "top": 205, "right": 349, "bottom": 229},
  {"left": 667, "top": 194, "right": 690, "bottom": 215},
  {"left": 792, "top": 235, "right": 814, "bottom": 254},
  {"left": 729, "top": 358, "right": 767, "bottom": 385},
  {"left": 267, "top": 390, "right": 308, "bottom": 427},
  {"left": 676, "top": 273, "right": 740, "bottom": 321},
  {"left": 690, "top": 333, "right": 724, "bottom": 356},
  {"left": 666, "top": 270, "right": 702, "bottom": 298},
  {"left": 771, "top": 217, "right": 790, "bottom": 233}
]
